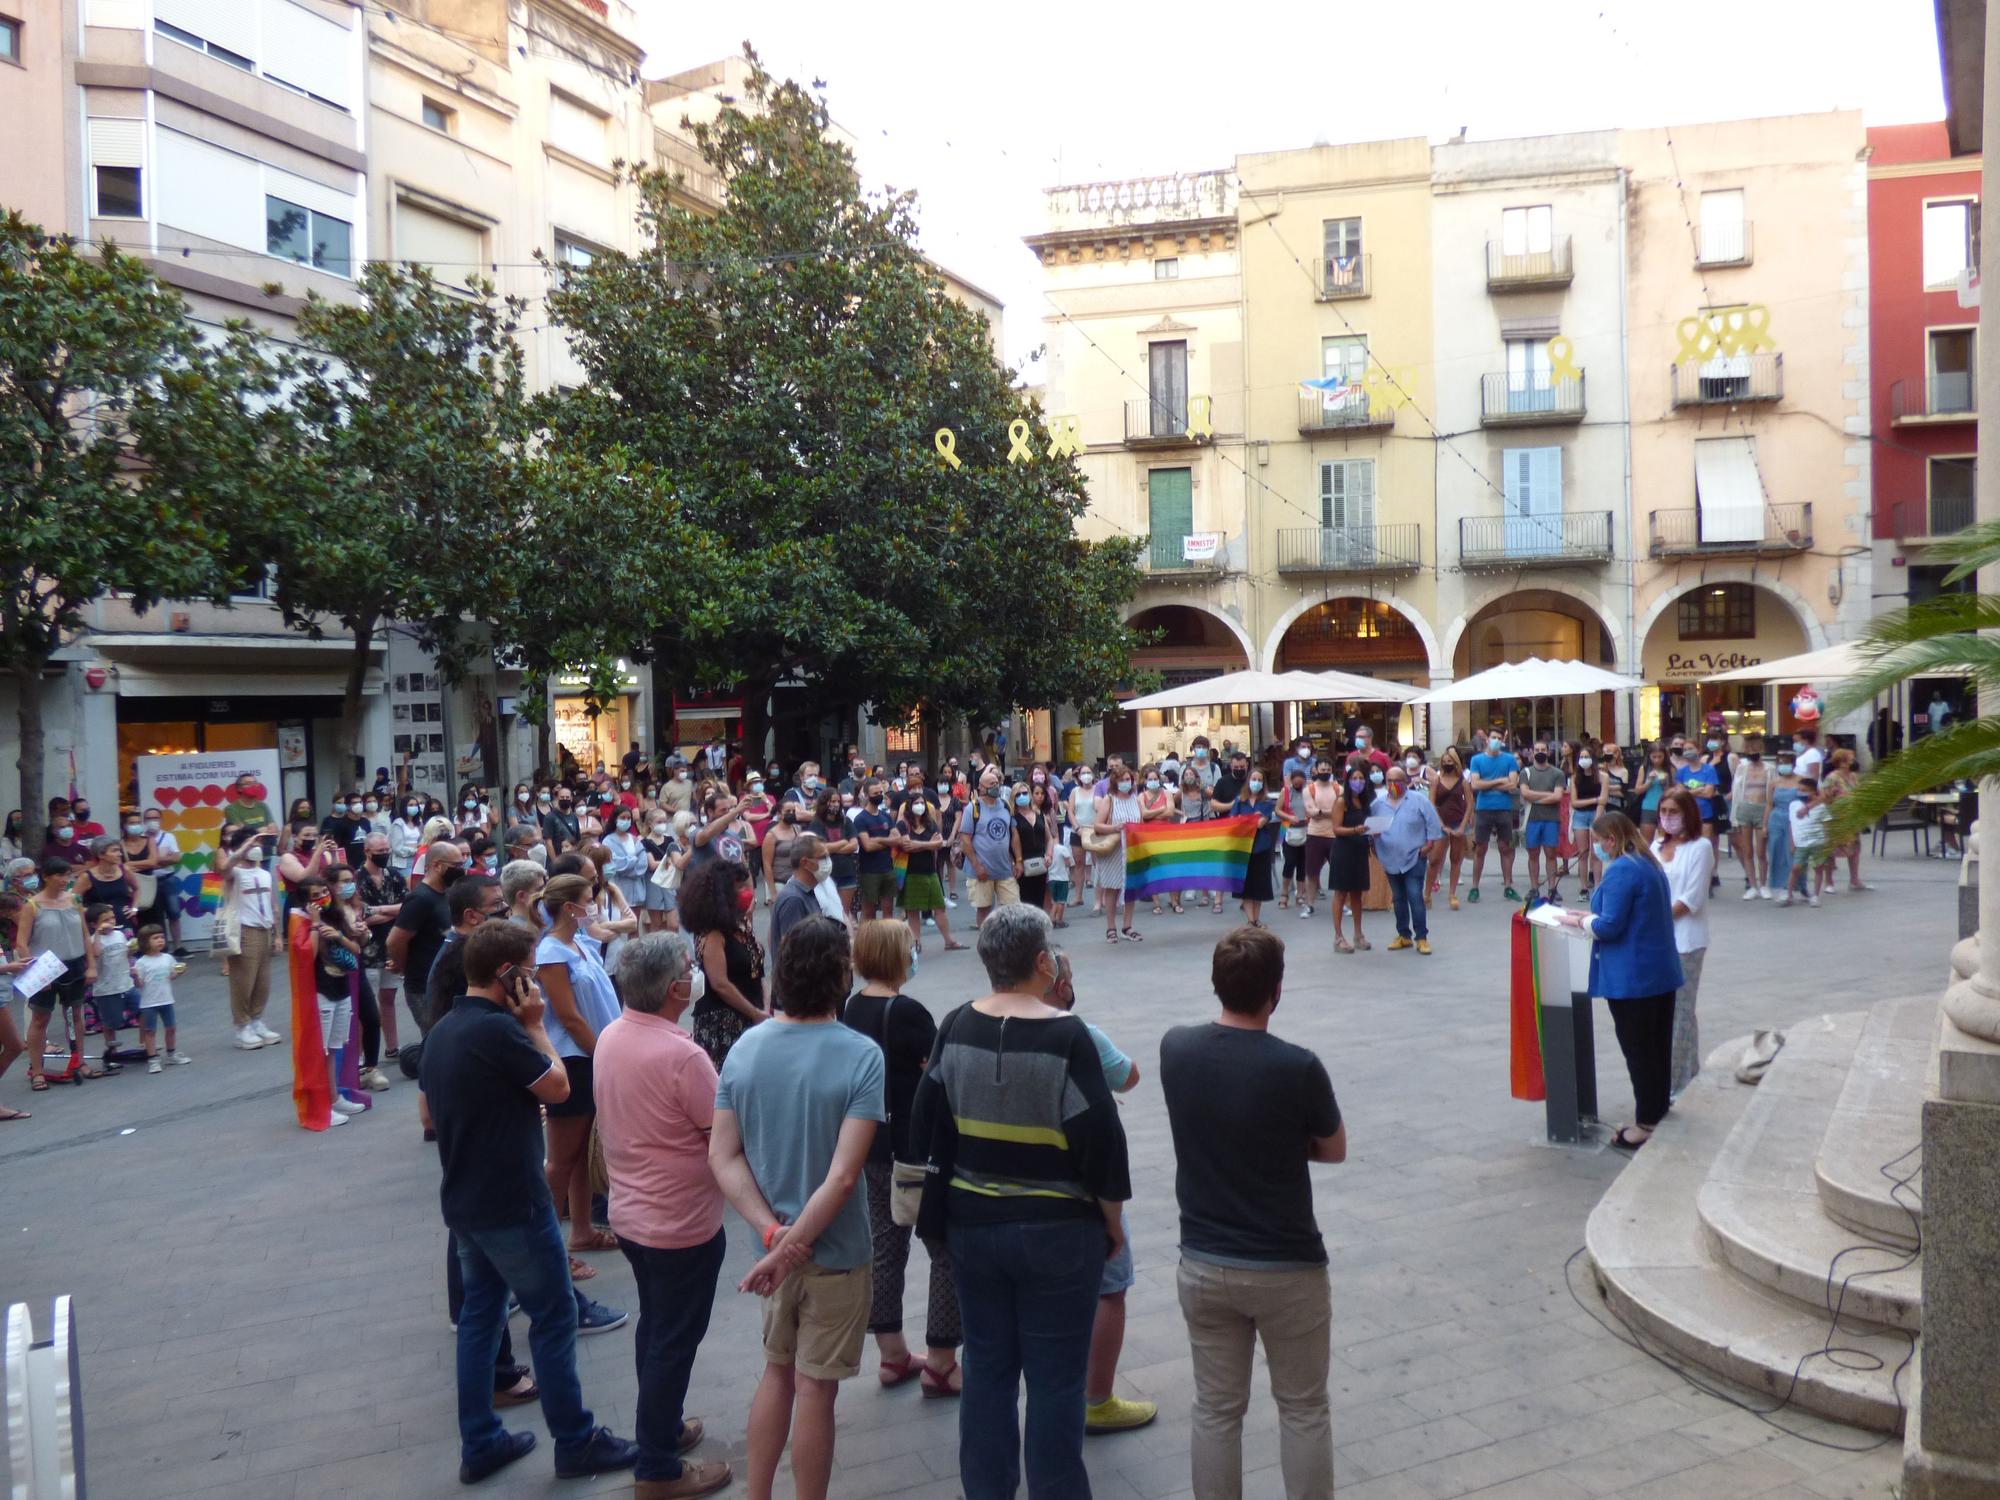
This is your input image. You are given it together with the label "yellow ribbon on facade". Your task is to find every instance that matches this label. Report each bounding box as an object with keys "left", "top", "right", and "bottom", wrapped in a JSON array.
[
  {"left": 1187, "top": 395, "right": 1214, "bottom": 439},
  {"left": 934, "top": 428, "right": 961, "bottom": 469},
  {"left": 1046, "top": 415, "right": 1086, "bottom": 460},
  {"left": 1007, "top": 418, "right": 1037, "bottom": 464},
  {"left": 1546, "top": 336, "right": 1580, "bottom": 382}
]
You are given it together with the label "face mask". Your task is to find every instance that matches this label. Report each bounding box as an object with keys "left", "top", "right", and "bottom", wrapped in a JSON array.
[
  {"left": 1404, "top": 758, "right": 1420, "bottom": 772},
  {"left": 1746, "top": 753, "right": 1761, "bottom": 763},
  {"left": 1706, "top": 741, "right": 1721, "bottom": 752},
  {"left": 124, "top": 821, "right": 142, "bottom": 836},
  {"left": 1388, "top": 782, "right": 1406, "bottom": 799},
  {"left": 73, "top": 807, "right": 90, "bottom": 821},
  {"left": 364, "top": 801, "right": 379, "bottom": 814},
  {"left": 144, "top": 820, "right": 161, "bottom": 834},
  {"left": 366, "top": 848, "right": 385, "bottom": 864},
  {"left": 1792, "top": 741, "right": 1807, "bottom": 755},
  {"left": 463, "top": 800, "right": 478, "bottom": 811},
  {"left": 675, "top": 771, "right": 688, "bottom": 783},
  {"left": 1193, "top": 750, "right": 1206, "bottom": 762},
  {"left": 331, "top": 802, "right": 347, "bottom": 816},
  {"left": 650, "top": 821, "right": 668, "bottom": 836},
  {"left": 1777, "top": 761, "right": 1795, "bottom": 775},
  {"left": 907, "top": 948, "right": 919, "bottom": 980},
  {"left": 1116, "top": 780, "right": 1133, "bottom": 794},
  {"left": 736, "top": 886, "right": 755, "bottom": 914},
  {"left": 1369, "top": 770, "right": 1385, "bottom": 786},
  {"left": 621, "top": 780, "right": 631, "bottom": 790},
  {"left": 1145, "top": 777, "right": 1160, "bottom": 790},
  {"left": 683, "top": 966, "right": 706, "bottom": 1006},
  {"left": 1355, "top": 738, "right": 1371, "bottom": 750},
  {"left": 336, "top": 881, "right": 356, "bottom": 899},
  {"left": 984, "top": 785, "right": 1002, "bottom": 800},
  {"left": 1014, "top": 792, "right": 1029, "bottom": 807},
  {"left": 517, "top": 791, "right": 530, "bottom": 804},
  {"left": 1599, "top": 843, "right": 1619, "bottom": 864},
  {"left": 1314, "top": 771, "right": 1331, "bottom": 782},
  {"left": 21, "top": 875, "right": 40, "bottom": 892},
  {"left": 440, "top": 866, "right": 464, "bottom": 886},
  {"left": 557, "top": 801, "right": 572, "bottom": 812},
  {"left": 309, "top": 893, "right": 332, "bottom": 911},
  {"left": 1659, "top": 812, "right": 1685, "bottom": 836},
  {"left": 1246, "top": 779, "right": 1264, "bottom": 795},
  {"left": 910, "top": 800, "right": 927, "bottom": 816},
  {"left": 242, "top": 847, "right": 264, "bottom": 865},
  {"left": 406, "top": 804, "right": 421, "bottom": 817},
  {"left": 1578, "top": 756, "right": 1593, "bottom": 770},
  {"left": 55, "top": 827, "right": 74, "bottom": 842},
  {"left": 1032, "top": 772, "right": 1046, "bottom": 785},
  {"left": 748, "top": 781, "right": 764, "bottom": 794},
  {"left": 1534, "top": 753, "right": 1548, "bottom": 765},
  {"left": 1349, "top": 778, "right": 1366, "bottom": 793},
  {"left": 615, "top": 818, "right": 632, "bottom": 832},
  {"left": 803, "top": 778, "right": 820, "bottom": 793}
]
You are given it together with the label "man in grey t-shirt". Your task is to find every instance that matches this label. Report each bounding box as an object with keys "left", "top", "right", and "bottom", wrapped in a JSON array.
[
  {"left": 1520, "top": 743, "right": 1567, "bottom": 902},
  {"left": 958, "top": 768, "right": 1020, "bottom": 924}
]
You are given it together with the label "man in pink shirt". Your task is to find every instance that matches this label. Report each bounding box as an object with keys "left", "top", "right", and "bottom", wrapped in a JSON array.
[{"left": 592, "top": 934, "right": 732, "bottom": 1499}]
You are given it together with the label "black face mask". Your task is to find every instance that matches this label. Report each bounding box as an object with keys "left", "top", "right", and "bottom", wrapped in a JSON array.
[{"left": 440, "top": 866, "right": 465, "bottom": 886}]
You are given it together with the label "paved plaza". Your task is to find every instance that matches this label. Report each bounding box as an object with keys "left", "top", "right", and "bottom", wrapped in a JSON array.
[{"left": 2, "top": 844, "right": 1955, "bottom": 1500}]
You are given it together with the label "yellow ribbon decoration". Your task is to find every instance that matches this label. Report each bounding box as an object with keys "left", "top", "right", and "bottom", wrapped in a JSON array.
[
  {"left": 1006, "top": 418, "right": 1037, "bottom": 464},
  {"left": 1546, "top": 336, "right": 1580, "bottom": 382},
  {"left": 934, "top": 428, "right": 961, "bottom": 470},
  {"left": 1046, "top": 415, "right": 1086, "bottom": 460},
  {"left": 1187, "top": 395, "right": 1214, "bottom": 439},
  {"left": 1675, "top": 303, "right": 1776, "bottom": 364}
]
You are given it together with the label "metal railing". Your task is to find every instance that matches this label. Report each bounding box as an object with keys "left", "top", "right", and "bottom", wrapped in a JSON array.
[
  {"left": 1648, "top": 502, "right": 1812, "bottom": 556},
  {"left": 1891, "top": 494, "right": 1976, "bottom": 539},
  {"left": 1485, "top": 235, "right": 1573, "bottom": 289},
  {"left": 1124, "top": 395, "right": 1203, "bottom": 444},
  {"left": 1139, "top": 533, "right": 1226, "bottom": 575},
  {"left": 1309, "top": 253, "right": 1370, "bottom": 300},
  {"left": 1670, "top": 352, "right": 1783, "bottom": 406},
  {"left": 1695, "top": 220, "right": 1753, "bottom": 267},
  {"left": 1275, "top": 524, "right": 1422, "bottom": 573},
  {"left": 1478, "top": 372, "right": 1585, "bottom": 425},
  {"left": 1457, "top": 511, "right": 1614, "bottom": 568},
  {"left": 1296, "top": 388, "right": 1392, "bottom": 433},
  {"left": 1890, "top": 376, "right": 1978, "bottom": 422}
]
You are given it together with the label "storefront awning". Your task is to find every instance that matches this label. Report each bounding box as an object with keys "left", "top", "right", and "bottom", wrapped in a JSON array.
[
  {"left": 1124, "top": 669, "right": 1418, "bottom": 711},
  {"left": 86, "top": 632, "right": 387, "bottom": 698},
  {"left": 1693, "top": 438, "right": 1766, "bottom": 544},
  {"left": 1704, "top": 642, "right": 1969, "bottom": 686},
  {"left": 1413, "top": 657, "right": 1641, "bottom": 704}
]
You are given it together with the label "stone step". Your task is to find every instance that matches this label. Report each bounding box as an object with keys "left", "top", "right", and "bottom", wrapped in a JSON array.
[
  {"left": 1586, "top": 1041, "right": 1911, "bottom": 1434},
  {"left": 1811, "top": 994, "right": 1932, "bottom": 1250},
  {"left": 1697, "top": 1006, "right": 1922, "bottom": 1330}
]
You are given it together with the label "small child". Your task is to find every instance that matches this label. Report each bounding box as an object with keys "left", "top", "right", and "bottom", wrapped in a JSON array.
[
  {"left": 86, "top": 905, "right": 136, "bottom": 1069},
  {"left": 132, "top": 925, "right": 190, "bottom": 1072},
  {"left": 1046, "top": 838, "right": 1073, "bottom": 927},
  {"left": 1786, "top": 778, "right": 1832, "bottom": 908}
]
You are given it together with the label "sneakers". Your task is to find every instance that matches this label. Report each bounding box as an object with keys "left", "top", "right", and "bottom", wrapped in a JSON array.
[
  {"left": 553, "top": 1425, "right": 640, "bottom": 1479},
  {"left": 1416, "top": 939, "right": 1432, "bottom": 955},
  {"left": 253, "top": 1020, "right": 282, "bottom": 1045},
  {"left": 147, "top": 1056, "right": 163, "bottom": 1074},
  {"left": 1758, "top": 886, "right": 1774, "bottom": 900},
  {"left": 1467, "top": 887, "right": 1480, "bottom": 903},
  {"left": 169, "top": 1050, "right": 192, "bottom": 1065},
  {"left": 1742, "top": 885, "right": 1761, "bottom": 901},
  {"left": 459, "top": 1430, "right": 536, "bottom": 1486},
  {"left": 636, "top": 1462, "right": 733, "bottom": 1499},
  {"left": 326, "top": 1111, "right": 348, "bottom": 1128},
  {"left": 1502, "top": 887, "right": 1521, "bottom": 902},
  {"left": 1297, "top": 903, "right": 1314, "bottom": 919},
  {"left": 331, "top": 1097, "right": 366, "bottom": 1116},
  {"left": 1387, "top": 936, "right": 1413, "bottom": 951},
  {"left": 233, "top": 1025, "right": 264, "bottom": 1051},
  {"left": 1808, "top": 895, "right": 1822, "bottom": 908},
  {"left": 1085, "top": 1395, "right": 1159, "bottom": 1435},
  {"left": 944, "top": 894, "right": 958, "bottom": 908},
  {"left": 575, "top": 1298, "right": 628, "bottom": 1335},
  {"left": 360, "top": 1067, "right": 392, "bottom": 1092},
  {"left": 1777, "top": 892, "right": 1793, "bottom": 907}
]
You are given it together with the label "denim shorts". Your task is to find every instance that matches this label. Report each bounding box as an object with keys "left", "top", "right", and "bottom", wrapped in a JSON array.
[
  {"left": 1101, "top": 1215, "right": 1135, "bottom": 1296},
  {"left": 1569, "top": 809, "right": 1597, "bottom": 834},
  {"left": 140, "top": 1004, "right": 176, "bottom": 1032},
  {"left": 1523, "top": 820, "right": 1559, "bottom": 849}
]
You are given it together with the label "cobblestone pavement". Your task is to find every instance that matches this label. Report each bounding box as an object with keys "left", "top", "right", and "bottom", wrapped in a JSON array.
[{"left": 3, "top": 843, "right": 1948, "bottom": 1499}]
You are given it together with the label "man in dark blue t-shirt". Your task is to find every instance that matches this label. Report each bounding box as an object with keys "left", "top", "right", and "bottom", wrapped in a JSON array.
[
  {"left": 851, "top": 781, "right": 899, "bottom": 920},
  {"left": 420, "top": 924, "right": 638, "bottom": 1487}
]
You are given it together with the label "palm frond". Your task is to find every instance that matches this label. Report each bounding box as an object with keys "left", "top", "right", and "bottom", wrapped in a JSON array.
[
  {"left": 1828, "top": 635, "right": 2000, "bottom": 718},
  {"left": 1924, "top": 518, "right": 2000, "bottom": 584},
  {"left": 1823, "top": 716, "right": 1998, "bottom": 843},
  {"left": 1858, "top": 592, "right": 2000, "bottom": 646}
]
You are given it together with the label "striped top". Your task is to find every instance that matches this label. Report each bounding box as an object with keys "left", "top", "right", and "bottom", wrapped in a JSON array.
[{"left": 910, "top": 1006, "right": 1131, "bottom": 1226}]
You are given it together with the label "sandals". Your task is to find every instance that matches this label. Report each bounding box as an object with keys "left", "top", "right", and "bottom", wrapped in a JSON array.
[
  {"left": 1104, "top": 930, "right": 1120, "bottom": 944},
  {"left": 879, "top": 1353, "right": 925, "bottom": 1389},
  {"left": 494, "top": 1372, "right": 540, "bottom": 1408},
  {"left": 28, "top": 1075, "right": 49, "bottom": 1092},
  {"left": 1121, "top": 928, "right": 1144, "bottom": 942},
  {"left": 1170, "top": 902, "right": 1185, "bottom": 915},
  {"left": 0, "top": 1105, "right": 29, "bottom": 1120},
  {"left": 1610, "top": 1126, "right": 1652, "bottom": 1151},
  {"left": 1334, "top": 938, "right": 1354, "bottom": 954},
  {"left": 1151, "top": 904, "right": 1164, "bottom": 917},
  {"left": 567, "top": 1256, "right": 597, "bottom": 1281},
  {"left": 1353, "top": 937, "right": 1372, "bottom": 951},
  {"left": 921, "top": 1360, "right": 962, "bottom": 1399},
  {"left": 943, "top": 941, "right": 967, "bottom": 951},
  {"left": 569, "top": 1227, "right": 618, "bottom": 1253}
]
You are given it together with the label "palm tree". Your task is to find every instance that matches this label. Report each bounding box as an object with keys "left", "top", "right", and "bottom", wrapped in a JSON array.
[{"left": 1825, "top": 521, "right": 1997, "bottom": 842}]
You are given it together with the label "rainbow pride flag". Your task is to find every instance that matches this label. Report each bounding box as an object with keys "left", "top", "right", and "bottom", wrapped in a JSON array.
[{"left": 1122, "top": 814, "right": 1260, "bottom": 899}]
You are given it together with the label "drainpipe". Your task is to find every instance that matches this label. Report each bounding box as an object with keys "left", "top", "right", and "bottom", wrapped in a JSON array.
[{"left": 1617, "top": 165, "right": 1638, "bottom": 746}]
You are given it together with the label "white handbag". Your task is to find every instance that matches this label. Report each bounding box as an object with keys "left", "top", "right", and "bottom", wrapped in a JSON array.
[
  {"left": 1021, "top": 856, "right": 1048, "bottom": 877},
  {"left": 650, "top": 842, "right": 682, "bottom": 891}
]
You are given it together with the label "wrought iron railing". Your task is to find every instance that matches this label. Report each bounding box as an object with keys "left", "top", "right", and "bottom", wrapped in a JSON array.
[
  {"left": 1275, "top": 524, "right": 1421, "bottom": 573},
  {"left": 1478, "top": 372, "right": 1585, "bottom": 424},
  {"left": 1485, "top": 235, "right": 1573, "bottom": 288},
  {"left": 1670, "top": 352, "right": 1783, "bottom": 406},
  {"left": 1457, "top": 511, "right": 1613, "bottom": 567},
  {"left": 1309, "top": 253, "right": 1370, "bottom": 300},
  {"left": 1296, "top": 388, "right": 1392, "bottom": 432},
  {"left": 1648, "top": 503, "right": 1812, "bottom": 556}
]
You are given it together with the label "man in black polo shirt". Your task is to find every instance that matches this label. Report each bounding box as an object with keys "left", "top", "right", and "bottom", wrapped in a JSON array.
[
  {"left": 423, "top": 874, "right": 506, "bottom": 1021},
  {"left": 1160, "top": 925, "right": 1345, "bottom": 1500},
  {"left": 388, "top": 838, "right": 461, "bottom": 1036},
  {"left": 420, "top": 922, "right": 639, "bottom": 1487}
]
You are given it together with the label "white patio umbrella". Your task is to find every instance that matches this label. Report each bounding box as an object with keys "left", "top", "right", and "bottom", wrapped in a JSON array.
[
  {"left": 1122, "top": 668, "right": 1423, "bottom": 712},
  {"left": 1702, "top": 642, "right": 1867, "bottom": 685},
  {"left": 1411, "top": 657, "right": 1642, "bottom": 705},
  {"left": 1296, "top": 668, "right": 1424, "bottom": 703}
]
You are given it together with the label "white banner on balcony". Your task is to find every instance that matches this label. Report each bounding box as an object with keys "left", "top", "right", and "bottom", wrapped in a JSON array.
[
  {"left": 1182, "top": 533, "right": 1221, "bottom": 562},
  {"left": 1694, "top": 437, "right": 1765, "bottom": 544}
]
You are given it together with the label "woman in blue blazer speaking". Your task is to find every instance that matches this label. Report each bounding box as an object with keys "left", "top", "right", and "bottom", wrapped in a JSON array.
[{"left": 1557, "top": 811, "right": 1684, "bottom": 1150}]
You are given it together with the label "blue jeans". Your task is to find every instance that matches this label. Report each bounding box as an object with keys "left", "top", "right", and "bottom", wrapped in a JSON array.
[
  {"left": 1385, "top": 862, "right": 1428, "bottom": 940},
  {"left": 948, "top": 1216, "right": 1108, "bottom": 1500},
  {"left": 619, "top": 1229, "right": 726, "bottom": 1481},
  {"left": 454, "top": 1208, "right": 595, "bottom": 1464}
]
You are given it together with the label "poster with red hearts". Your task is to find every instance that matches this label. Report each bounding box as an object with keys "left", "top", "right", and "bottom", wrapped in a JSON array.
[{"left": 136, "top": 750, "right": 283, "bottom": 949}]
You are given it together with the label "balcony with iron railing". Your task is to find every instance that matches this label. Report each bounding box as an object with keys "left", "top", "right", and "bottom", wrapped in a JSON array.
[
  {"left": 1670, "top": 352, "right": 1784, "bottom": 407},
  {"left": 1485, "top": 235, "right": 1573, "bottom": 290},
  {"left": 1297, "top": 388, "right": 1394, "bottom": 435},
  {"left": 1694, "top": 220, "right": 1754, "bottom": 268},
  {"left": 1648, "top": 502, "right": 1812, "bottom": 557},
  {"left": 1138, "top": 532, "right": 1227, "bottom": 578},
  {"left": 1890, "top": 376, "right": 1977, "bottom": 424},
  {"left": 1275, "top": 524, "right": 1422, "bottom": 574},
  {"left": 1310, "top": 253, "right": 1370, "bottom": 300},
  {"left": 1124, "top": 396, "right": 1210, "bottom": 446},
  {"left": 1479, "top": 372, "right": 1585, "bottom": 426},
  {"left": 1457, "top": 511, "right": 1614, "bottom": 569},
  {"left": 1890, "top": 494, "right": 1977, "bottom": 541}
]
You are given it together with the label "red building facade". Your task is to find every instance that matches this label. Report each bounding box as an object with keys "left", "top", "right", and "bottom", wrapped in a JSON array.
[{"left": 1868, "top": 123, "right": 1979, "bottom": 742}]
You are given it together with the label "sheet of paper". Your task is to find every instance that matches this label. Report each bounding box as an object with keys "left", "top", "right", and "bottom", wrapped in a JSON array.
[
  {"left": 1363, "top": 813, "right": 1395, "bottom": 836},
  {"left": 1527, "top": 903, "right": 1574, "bottom": 930},
  {"left": 12, "top": 949, "right": 68, "bottom": 1000}
]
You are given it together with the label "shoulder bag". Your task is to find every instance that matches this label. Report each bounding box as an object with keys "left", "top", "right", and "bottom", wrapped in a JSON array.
[
  {"left": 908, "top": 1003, "right": 970, "bottom": 1239},
  {"left": 870, "top": 992, "right": 942, "bottom": 1226}
]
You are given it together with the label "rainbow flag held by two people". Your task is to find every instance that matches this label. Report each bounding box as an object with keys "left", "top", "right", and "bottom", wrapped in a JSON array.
[{"left": 1121, "top": 814, "right": 1261, "bottom": 901}]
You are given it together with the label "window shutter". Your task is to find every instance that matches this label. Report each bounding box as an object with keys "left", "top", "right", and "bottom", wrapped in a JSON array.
[
  {"left": 1319, "top": 462, "right": 1335, "bottom": 529},
  {"left": 154, "top": 0, "right": 258, "bottom": 58},
  {"left": 153, "top": 128, "right": 265, "bottom": 249},
  {"left": 1353, "top": 461, "right": 1375, "bottom": 530},
  {"left": 89, "top": 117, "right": 145, "bottom": 169},
  {"left": 549, "top": 92, "right": 607, "bottom": 162},
  {"left": 261, "top": 0, "right": 353, "bottom": 107},
  {"left": 396, "top": 203, "right": 484, "bottom": 285}
]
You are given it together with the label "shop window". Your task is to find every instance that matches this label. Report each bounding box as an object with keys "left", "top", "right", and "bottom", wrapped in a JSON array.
[{"left": 1677, "top": 583, "right": 1755, "bottom": 641}]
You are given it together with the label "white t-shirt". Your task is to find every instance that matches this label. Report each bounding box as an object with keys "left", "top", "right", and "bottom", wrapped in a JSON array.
[
  {"left": 1791, "top": 800, "right": 1829, "bottom": 853},
  {"left": 1047, "top": 841, "right": 1073, "bottom": 880},
  {"left": 1793, "top": 746, "right": 1825, "bottom": 783},
  {"left": 1650, "top": 836, "right": 1713, "bottom": 954},
  {"left": 91, "top": 929, "right": 133, "bottom": 997},
  {"left": 234, "top": 867, "right": 276, "bottom": 929},
  {"left": 135, "top": 952, "right": 178, "bottom": 1008}
]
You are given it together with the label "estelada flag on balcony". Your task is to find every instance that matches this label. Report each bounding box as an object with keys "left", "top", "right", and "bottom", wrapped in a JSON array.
[
  {"left": 1299, "top": 376, "right": 1364, "bottom": 397},
  {"left": 1121, "top": 814, "right": 1259, "bottom": 900},
  {"left": 1508, "top": 910, "right": 1548, "bottom": 1102}
]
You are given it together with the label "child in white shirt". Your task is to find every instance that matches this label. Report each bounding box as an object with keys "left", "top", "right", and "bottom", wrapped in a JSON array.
[
  {"left": 133, "top": 925, "right": 190, "bottom": 1072},
  {"left": 86, "top": 905, "right": 136, "bottom": 1058},
  {"left": 1785, "top": 779, "right": 1832, "bottom": 908},
  {"left": 1046, "top": 839, "right": 1074, "bottom": 927}
]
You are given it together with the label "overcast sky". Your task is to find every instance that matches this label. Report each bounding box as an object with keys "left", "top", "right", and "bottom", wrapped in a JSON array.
[{"left": 635, "top": 1, "right": 1949, "bottom": 366}]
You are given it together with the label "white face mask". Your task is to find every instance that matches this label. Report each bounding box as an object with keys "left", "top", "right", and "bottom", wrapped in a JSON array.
[
  {"left": 1117, "top": 780, "right": 1133, "bottom": 794},
  {"left": 1659, "top": 812, "right": 1685, "bottom": 836},
  {"left": 1403, "top": 758, "right": 1420, "bottom": 772},
  {"left": 909, "top": 800, "right": 926, "bottom": 816},
  {"left": 683, "top": 967, "right": 706, "bottom": 1007},
  {"left": 1578, "top": 756, "right": 1593, "bottom": 770}
]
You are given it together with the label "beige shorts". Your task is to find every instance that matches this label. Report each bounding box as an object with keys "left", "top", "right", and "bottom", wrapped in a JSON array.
[
  {"left": 968, "top": 877, "right": 1020, "bottom": 909},
  {"left": 760, "top": 1262, "right": 871, "bottom": 1380}
]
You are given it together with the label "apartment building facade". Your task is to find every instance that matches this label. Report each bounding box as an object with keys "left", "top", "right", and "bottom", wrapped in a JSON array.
[
  {"left": 1867, "top": 120, "right": 1979, "bottom": 749},
  {"left": 1030, "top": 111, "right": 1875, "bottom": 759}
]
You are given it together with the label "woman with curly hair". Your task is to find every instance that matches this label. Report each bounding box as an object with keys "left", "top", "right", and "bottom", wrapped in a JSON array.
[{"left": 679, "top": 858, "right": 766, "bottom": 1069}]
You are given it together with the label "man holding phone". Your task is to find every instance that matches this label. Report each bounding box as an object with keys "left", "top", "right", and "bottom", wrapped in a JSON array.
[{"left": 421, "top": 922, "right": 640, "bottom": 1487}]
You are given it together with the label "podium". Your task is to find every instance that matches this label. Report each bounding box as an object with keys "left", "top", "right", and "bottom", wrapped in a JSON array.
[{"left": 1518, "top": 912, "right": 1600, "bottom": 1146}]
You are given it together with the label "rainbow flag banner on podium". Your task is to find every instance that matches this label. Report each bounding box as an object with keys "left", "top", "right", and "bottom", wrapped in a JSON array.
[{"left": 1121, "top": 814, "right": 1261, "bottom": 900}]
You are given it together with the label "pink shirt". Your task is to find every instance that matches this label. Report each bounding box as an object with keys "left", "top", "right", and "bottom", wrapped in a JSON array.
[{"left": 592, "top": 1009, "right": 723, "bottom": 1249}]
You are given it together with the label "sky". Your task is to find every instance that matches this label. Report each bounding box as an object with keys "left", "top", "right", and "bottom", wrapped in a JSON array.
[{"left": 634, "top": 0, "right": 1949, "bottom": 366}]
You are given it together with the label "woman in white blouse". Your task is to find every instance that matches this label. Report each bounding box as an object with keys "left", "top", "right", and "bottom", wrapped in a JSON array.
[{"left": 1651, "top": 786, "right": 1713, "bottom": 1097}]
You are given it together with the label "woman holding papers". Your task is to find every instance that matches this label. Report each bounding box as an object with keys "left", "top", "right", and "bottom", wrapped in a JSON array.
[{"left": 1556, "top": 812, "right": 1683, "bottom": 1151}]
